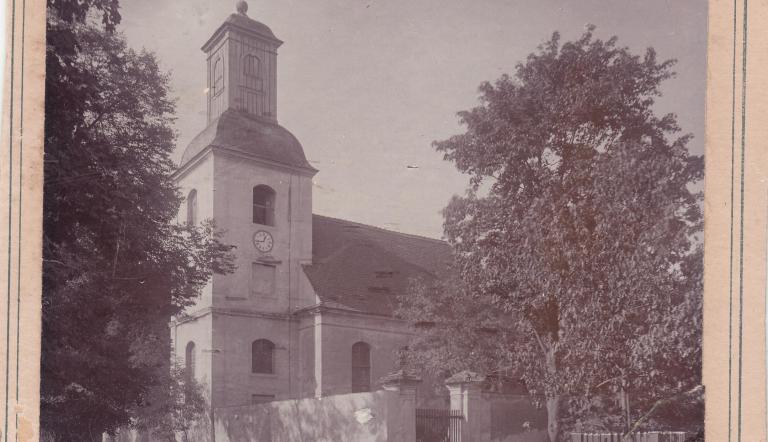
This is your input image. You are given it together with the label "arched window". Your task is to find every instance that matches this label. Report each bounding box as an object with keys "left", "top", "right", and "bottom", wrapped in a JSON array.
[
  {"left": 186, "top": 189, "right": 197, "bottom": 225},
  {"left": 252, "top": 185, "right": 276, "bottom": 226},
  {"left": 351, "top": 342, "right": 371, "bottom": 392},
  {"left": 212, "top": 58, "right": 224, "bottom": 96},
  {"left": 252, "top": 339, "right": 275, "bottom": 374},
  {"left": 243, "top": 54, "right": 263, "bottom": 91},
  {"left": 185, "top": 341, "right": 196, "bottom": 380}
]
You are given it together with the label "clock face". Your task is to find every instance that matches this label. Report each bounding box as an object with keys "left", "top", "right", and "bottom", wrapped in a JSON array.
[{"left": 252, "top": 230, "right": 274, "bottom": 253}]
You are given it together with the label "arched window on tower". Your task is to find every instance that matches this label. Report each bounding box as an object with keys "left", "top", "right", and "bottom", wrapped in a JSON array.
[
  {"left": 351, "top": 342, "right": 371, "bottom": 392},
  {"left": 186, "top": 189, "right": 197, "bottom": 225},
  {"left": 185, "top": 341, "right": 196, "bottom": 380},
  {"left": 252, "top": 185, "right": 275, "bottom": 226},
  {"left": 212, "top": 57, "right": 224, "bottom": 96},
  {"left": 252, "top": 339, "right": 275, "bottom": 374},
  {"left": 243, "top": 54, "right": 263, "bottom": 91}
]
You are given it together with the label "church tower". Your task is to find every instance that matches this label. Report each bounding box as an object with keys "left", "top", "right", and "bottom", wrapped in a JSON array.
[
  {"left": 171, "top": 1, "right": 318, "bottom": 408},
  {"left": 203, "top": 0, "right": 280, "bottom": 122}
]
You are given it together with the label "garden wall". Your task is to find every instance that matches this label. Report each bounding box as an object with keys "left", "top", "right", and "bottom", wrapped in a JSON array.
[{"left": 184, "top": 389, "right": 415, "bottom": 442}]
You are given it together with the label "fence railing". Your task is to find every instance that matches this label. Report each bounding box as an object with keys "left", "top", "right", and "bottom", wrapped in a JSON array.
[
  {"left": 570, "top": 431, "right": 688, "bottom": 442},
  {"left": 416, "top": 408, "right": 463, "bottom": 442}
]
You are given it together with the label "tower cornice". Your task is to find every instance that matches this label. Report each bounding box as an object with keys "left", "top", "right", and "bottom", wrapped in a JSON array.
[{"left": 201, "top": 15, "right": 283, "bottom": 53}]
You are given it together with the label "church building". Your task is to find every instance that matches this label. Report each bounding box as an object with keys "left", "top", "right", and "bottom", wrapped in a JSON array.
[{"left": 171, "top": 1, "right": 451, "bottom": 410}]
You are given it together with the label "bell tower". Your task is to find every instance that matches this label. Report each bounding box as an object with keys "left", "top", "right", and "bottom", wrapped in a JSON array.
[
  {"left": 202, "top": 0, "right": 282, "bottom": 123},
  {"left": 172, "top": 1, "right": 319, "bottom": 408}
]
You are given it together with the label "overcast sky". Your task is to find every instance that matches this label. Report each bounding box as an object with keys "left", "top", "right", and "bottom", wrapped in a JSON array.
[{"left": 119, "top": 0, "right": 707, "bottom": 239}]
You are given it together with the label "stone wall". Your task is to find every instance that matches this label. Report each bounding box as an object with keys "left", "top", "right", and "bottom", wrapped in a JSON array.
[
  {"left": 105, "top": 374, "right": 548, "bottom": 442},
  {"left": 185, "top": 390, "right": 413, "bottom": 442}
]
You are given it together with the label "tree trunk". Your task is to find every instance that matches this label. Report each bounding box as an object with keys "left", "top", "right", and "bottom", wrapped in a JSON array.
[
  {"left": 620, "top": 385, "right": 631, "bottom": 434},
  {"left": 534, "top": 334, "right": 561, "bottom": 442},
  {"left": 546, "top": 394, "right": 560, "bottom": 442}
]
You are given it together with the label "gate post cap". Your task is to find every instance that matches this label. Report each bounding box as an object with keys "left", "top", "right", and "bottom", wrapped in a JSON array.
[
  {"left": 378, "top": 368, "right": 422, "bottom": 390},
  {"left": 445, "top": 370, "right": 485, "bottom": 385}
]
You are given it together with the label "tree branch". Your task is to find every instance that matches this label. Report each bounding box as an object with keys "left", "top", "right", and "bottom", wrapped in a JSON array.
[
  {"left": 623, "top": 384, "right": 703, "bottom": 440},
  {"left": 594, "top": 374, "right": 623, "bottom": 389},
  {"left": 86, "top": 110, "right": 107, "bottom": 130},
  {"left": 112, "top": 220, "right": 124, "bottom": 277},
  {"left": 530, "top": 323, "right": 548, "bottom": 360}
]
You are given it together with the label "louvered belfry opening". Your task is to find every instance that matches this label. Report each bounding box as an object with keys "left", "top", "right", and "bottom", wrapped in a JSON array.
[{"left": 252, "top": 185, "right": 275, "bottom": 226}]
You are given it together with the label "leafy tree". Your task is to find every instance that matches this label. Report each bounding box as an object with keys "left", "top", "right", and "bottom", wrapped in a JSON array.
[
  {"left": 42, "top": 10, "right": 235, "bottom": 441},
  {"left": 399, "top": 27, "right": 703, "bottom": 441},
  {"left": 133, "top": 362, "right": 208, "bottom": 442},
  {"left": 47, "top": 0, "right": 121, "bottom": 31}
]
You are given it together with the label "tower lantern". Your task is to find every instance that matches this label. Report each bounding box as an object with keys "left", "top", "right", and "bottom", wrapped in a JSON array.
[{"left": 202, "top": 1, "right": 283, "bottom": 123}]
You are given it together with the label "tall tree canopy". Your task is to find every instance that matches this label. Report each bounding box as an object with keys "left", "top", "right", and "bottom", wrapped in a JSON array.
[
  {"left": 43, "top": 4, "right": 234, "bottom": 440},
  {"left": 399, "top": 27, "right": 703, "bottom": 441}
]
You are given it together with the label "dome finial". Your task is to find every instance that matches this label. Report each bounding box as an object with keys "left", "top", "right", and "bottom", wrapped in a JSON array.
[{"left": 236, "top": 0, "right": 248, "bottom": 15}]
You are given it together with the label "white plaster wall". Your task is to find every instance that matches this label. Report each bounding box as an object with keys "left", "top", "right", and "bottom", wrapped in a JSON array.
[
  {"left": 317, "top": 312, "right": 413, "bottom": 397},
  {"left": 297, "top": 314, "right": 318, "bottom": 398},
  {"left": 176, "top": 152, "right": 215, "bottom": 310},
  {"left": 211, "top": 152, "right": 314, "bottom": 312},
  {"left": 207, "top": 390, "right": 401, "bottom": 442},
  {"left": 172, "top": 314, "right": 214, "bottom": 399},
  {"left": 210, "top": 313, "right": 296, "bottom": 407}
]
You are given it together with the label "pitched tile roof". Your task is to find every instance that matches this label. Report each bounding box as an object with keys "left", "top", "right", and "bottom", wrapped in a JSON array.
[{"left": 303, "top": 215, "right": 452, "bottom": 316}]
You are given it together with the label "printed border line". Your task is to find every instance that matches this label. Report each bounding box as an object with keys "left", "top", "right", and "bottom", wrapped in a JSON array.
[
  {"left": 3, "top": 0, "right": 17, "bottom": 440},
  {"left": 729, "top": 0, "right": 737, "bottom": 439},
  {"left": 0, "top": 2, "right": 729, "bottom": 441},
  {"left": 737, "top": 0, "right": 748, "bottom": 440},
  {"left": 15, "top": 0, "right": 25, "bottom": 441}
]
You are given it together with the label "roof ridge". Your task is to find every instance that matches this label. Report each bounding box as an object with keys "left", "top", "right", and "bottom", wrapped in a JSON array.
[{"left": 311, "top": 213, "right": 448, "bottom": 245}]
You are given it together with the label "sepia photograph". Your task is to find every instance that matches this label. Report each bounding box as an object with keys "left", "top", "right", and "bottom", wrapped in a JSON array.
[{"left": 6, "top": 0, "right": 726, "bottom": 440}]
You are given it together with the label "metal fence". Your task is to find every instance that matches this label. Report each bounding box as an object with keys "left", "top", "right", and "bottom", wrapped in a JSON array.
[
  {"left": 570, "top": 431, "right": 688, "bottom": 442},
  {"left": 416, "top": 408, "right": 463, "bottom": 442}
]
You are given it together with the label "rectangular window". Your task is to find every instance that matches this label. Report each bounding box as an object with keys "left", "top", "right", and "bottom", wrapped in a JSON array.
[
  {"left": 251, "top": 263, "right": 276, "bottom": 297},
  {"left": 251, "top": 394, "right": 275, "bottom": 405}
]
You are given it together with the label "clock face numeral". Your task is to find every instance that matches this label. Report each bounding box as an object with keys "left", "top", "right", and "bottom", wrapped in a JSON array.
[{"left": 253, "top": 230, "right": 274, "bottom": 253}]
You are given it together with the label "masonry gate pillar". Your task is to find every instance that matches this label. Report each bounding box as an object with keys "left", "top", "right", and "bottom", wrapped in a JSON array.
[
  {"left": 379, "top": 369, "right": 422, "bottom": 442},
  {"left": 446, "top": 370, "right": 491, "bottom": 442}
]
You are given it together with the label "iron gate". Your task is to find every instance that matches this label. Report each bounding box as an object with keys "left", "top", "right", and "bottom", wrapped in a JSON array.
[{"left": 415, "top": 408, "right": 463, "bottom": 442}]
